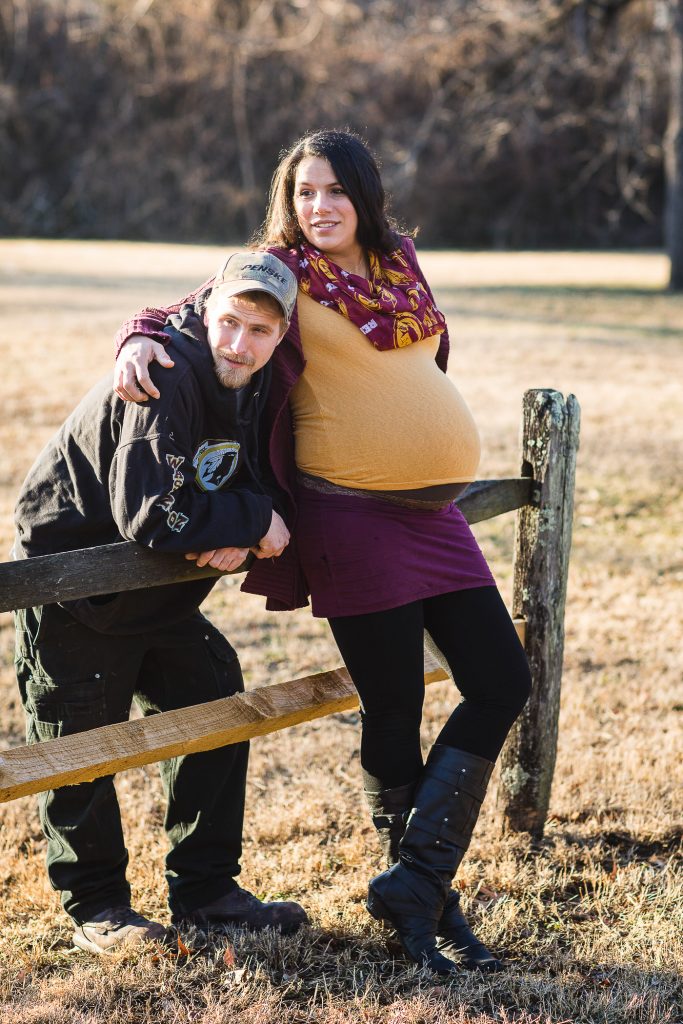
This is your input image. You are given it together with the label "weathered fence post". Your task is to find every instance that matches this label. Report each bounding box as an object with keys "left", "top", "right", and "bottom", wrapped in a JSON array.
[{"left": 498, "top": 388, "right": 581, "bottom": 836}]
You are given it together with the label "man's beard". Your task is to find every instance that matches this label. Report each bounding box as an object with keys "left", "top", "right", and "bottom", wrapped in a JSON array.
[{"left": 213, "top": 352, "right": 256, "bottom": 389}]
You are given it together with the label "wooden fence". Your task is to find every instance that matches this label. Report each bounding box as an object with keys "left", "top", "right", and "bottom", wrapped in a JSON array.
[{"left": 0, "top": 388, "right": 580, "bottom": 837}]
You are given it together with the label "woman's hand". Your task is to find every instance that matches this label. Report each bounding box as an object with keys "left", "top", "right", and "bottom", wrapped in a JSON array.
[
  {"left": 251, "top": 511, "right": 291, "bottom": 559},
  {"left": 184, "top": 548, "right": 250, "bottom": 571},
  {"left": 114, "top": 335, "right": 175, "bottom": 402}
]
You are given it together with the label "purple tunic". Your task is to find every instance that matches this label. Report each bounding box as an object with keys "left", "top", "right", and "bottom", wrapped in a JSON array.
[{"left": 294, "top": 484, "right": 496, "bottom": 618}]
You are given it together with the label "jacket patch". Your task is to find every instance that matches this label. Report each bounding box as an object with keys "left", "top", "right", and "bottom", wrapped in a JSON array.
[
  {"left": 194, "top": 440, "right": 240, "bottom": 492},
  {"left": 157, "top": 454, "right": 189, "bottom": 533}
]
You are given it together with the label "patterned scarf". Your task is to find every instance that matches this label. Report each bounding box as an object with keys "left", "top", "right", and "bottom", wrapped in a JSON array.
[{"left": 297, "top": 243, "right": 446, "bottom": 351}]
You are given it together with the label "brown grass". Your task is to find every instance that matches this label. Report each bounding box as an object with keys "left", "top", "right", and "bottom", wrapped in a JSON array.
[{"left": 0, "top": 241, "right": 681, "bottom": 1023}]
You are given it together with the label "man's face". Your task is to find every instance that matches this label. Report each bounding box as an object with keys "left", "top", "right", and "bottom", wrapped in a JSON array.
[{"left": 204, "top": 292, "right": 285, "bottom": 389}]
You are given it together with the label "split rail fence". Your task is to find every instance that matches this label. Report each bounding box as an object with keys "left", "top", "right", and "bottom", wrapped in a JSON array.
[{"left": 0, "top": 388, "right": 580, "bottom": 837}]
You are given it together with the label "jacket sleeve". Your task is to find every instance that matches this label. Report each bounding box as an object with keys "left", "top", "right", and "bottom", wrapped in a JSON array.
[
  {"left": 253, "top": 397, "right": 289, "bottom": 520},
  {"left": 401, "top": 236, "right": 450, "bottom": 374},
  {"left": 113, "top": 276, "right": 215, "bottom": 357},
  {"left": 109, "top": 388, "right": 273, "bottom": 552}
]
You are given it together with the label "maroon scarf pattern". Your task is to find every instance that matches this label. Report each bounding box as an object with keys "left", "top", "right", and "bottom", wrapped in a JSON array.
[{"left": 297, "top": 243, "right": 446, "bottom": 351}]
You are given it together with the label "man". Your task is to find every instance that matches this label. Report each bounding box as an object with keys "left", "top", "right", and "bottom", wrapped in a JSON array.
[{"left": 13, "top": 252, "right": 307, "bottom": 953}]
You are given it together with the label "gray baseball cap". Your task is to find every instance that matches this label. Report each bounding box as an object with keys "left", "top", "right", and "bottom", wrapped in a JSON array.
[{"left": 213, "top": 251, "right": 297, "bottom": 322}]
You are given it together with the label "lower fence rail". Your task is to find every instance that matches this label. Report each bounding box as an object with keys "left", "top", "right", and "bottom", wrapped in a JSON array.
[{"left": 0, "top": 629, "right": 525, "bottom": 804}]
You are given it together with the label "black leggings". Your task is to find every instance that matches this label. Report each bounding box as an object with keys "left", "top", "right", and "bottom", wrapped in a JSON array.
[{"left": 328, "top": 586, "right": 531, "bottom": 788}]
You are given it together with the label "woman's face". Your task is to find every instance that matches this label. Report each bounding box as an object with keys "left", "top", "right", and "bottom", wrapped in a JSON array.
[{"left": 293, "top": 156, "right": 360, "bottom": 261}]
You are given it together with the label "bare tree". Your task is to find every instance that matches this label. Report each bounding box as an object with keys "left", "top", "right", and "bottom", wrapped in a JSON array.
[
  {"left": 665, "top": 0, "right": 683, "bottom": 288},
  {"left": 0, "top": 0, "right": 671, "bottom": 246}
]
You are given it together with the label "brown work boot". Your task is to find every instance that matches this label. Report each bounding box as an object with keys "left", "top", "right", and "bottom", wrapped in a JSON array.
[
  {"left": 174, "top": 885, "right": 309, "bottom": 934},
  {"left": 72, "top": 905, "right": 167, "bottom": 954}
]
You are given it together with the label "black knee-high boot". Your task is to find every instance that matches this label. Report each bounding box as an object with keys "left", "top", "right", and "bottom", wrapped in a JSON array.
[
  {"left": 364, "top": 779, "right": 414, "bottom": 866},
  {"left": 364, "top": 775, "right": 503, "bottom": 972},
  {"left": 366, "top": 745, "right": 495, "bottom": 976}
]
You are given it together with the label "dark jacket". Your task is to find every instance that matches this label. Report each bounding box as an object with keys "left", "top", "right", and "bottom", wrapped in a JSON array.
[{"left": 16, "top": 306, "right": 274, "bottom": 632}]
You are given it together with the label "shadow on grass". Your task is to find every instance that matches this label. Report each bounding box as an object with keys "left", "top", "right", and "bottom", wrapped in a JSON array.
[
  {"left": 6, "top": 276, "right": 683, "bottom": 337},
  {"left": 4, "top": 878, "right": 681, "bottom": 1024},
  {"left": 1, "top": 272, "right": 201, "bottom": 295},
  {"left": 443, "top": 286, "right": 670, "bottom": 299},
  {"left": 432, "top": 285, "right": 683, "bottom": 340}
]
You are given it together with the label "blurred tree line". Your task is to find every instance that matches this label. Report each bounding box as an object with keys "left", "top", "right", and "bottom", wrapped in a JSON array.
[{"left": 0, "top": 0, "right": 673, "bottom": 247}]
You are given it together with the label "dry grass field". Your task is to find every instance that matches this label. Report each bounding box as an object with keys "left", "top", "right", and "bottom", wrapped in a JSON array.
[{"left": 0, "top": 241, "right": 681, "bottom": 1024}]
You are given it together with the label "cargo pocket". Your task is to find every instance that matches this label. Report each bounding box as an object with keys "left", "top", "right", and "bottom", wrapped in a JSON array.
[
  {"left": 24, "top": 671, "right": 108, "bottom": 744},
  {"left": 13, "top": 606, "right": 43, "bottom": 661},
  {"left": 204, "top": 631, "right": 244, "bottom": 699}
]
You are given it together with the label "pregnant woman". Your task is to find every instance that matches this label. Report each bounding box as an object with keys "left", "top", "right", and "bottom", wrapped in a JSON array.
[{"left": 114, "top": 129, "right": 531, "bottom": 976}]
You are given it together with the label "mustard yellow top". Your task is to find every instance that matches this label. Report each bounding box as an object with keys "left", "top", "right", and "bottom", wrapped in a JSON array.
[{"left": 289, "top": 293, "right": 481, "bottom": 491}]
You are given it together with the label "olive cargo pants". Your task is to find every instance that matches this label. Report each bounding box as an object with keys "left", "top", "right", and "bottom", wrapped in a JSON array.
[{"left": 14, "top": 602, "right": 248, "bottom": 924}]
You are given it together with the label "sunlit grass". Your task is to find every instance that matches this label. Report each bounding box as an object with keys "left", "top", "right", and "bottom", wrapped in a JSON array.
[{"left": 0, "top": 242, "right": 681, "bottom": 1023}]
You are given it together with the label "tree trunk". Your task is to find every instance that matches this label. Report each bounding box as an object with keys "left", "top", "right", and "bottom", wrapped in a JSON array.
[
  {"left": 666, "top": 0, "right": 683, "bottom": 290},
  {"left": 232, "top": 50, "right": 260, "bottom": 239}
]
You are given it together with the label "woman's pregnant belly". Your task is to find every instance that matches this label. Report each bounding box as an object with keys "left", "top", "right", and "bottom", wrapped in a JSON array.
[{"left": 290, "top": 294, "right": 481, "bottom": 492}]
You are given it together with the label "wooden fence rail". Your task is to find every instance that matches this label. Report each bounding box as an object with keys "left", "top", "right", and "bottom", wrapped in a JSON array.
[
  {"left": 0, "top": 477, "right": 532, "bottom": 614},
  {"left": 0, "top": 389, "right": 579, "bottom": 836},
  {"left": 0, "top": 656, "right": 452, "bottom": 804}
]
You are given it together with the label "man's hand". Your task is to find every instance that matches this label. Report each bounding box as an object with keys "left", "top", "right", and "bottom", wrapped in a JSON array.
[
  {"left": 182, "top": 512, "right": 289, "bottom": 570},
  {"left": 251, "top": 510, "right": 290, "bottom": 559},
  {"left": 184, "top": 547, "right": 250, "bottom": 571},
  {"left": 114, "top": 335, "right": 175, "bottom": 402}
]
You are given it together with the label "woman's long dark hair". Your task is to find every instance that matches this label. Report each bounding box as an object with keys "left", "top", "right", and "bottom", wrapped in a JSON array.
[{"left": 255, "top": 129, "right": 404, "bottom": 254}]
